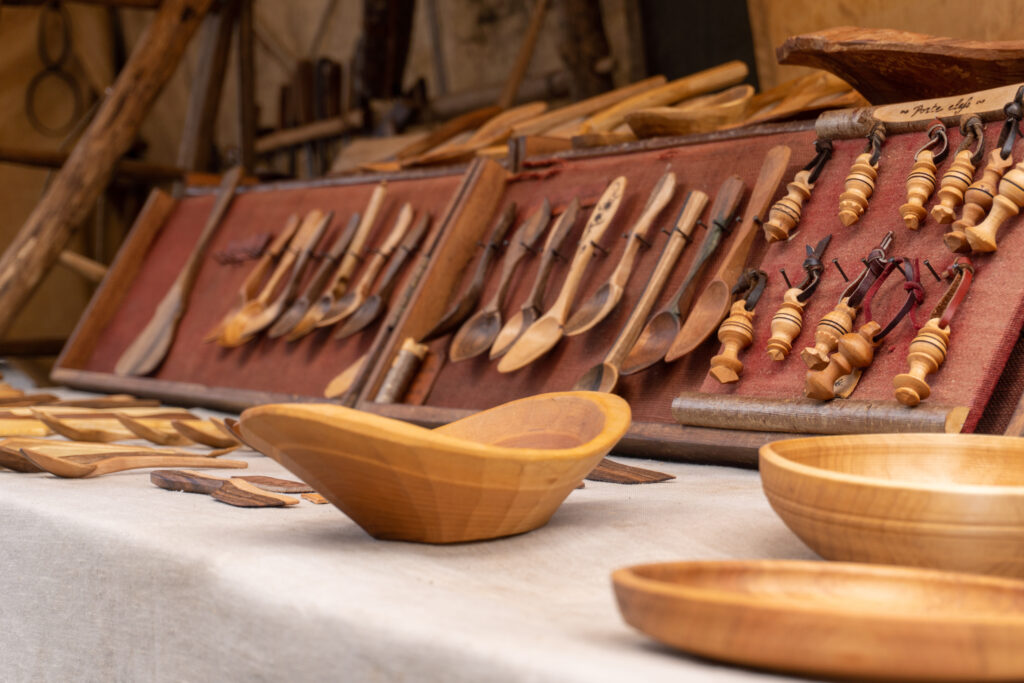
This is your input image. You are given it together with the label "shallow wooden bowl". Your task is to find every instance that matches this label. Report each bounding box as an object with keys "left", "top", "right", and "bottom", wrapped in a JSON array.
[
  {"left": 761, "top": 433, "right": 1024, "bottom": 577},
  {"left": 613, "top": 560, "right": 1024, "bottom": 681},
  {"left": 239, "top": 392, "right": 630, "bottom": 543}
]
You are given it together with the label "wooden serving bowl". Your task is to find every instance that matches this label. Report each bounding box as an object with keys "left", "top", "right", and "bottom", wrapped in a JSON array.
[
  {"left": 760, "top": 433, "right": 1024, "bottom": 577},
  {"left": 238, "top": 392, "right": 630, "bottom": 543},
  {"left": 612, "top": 560, "right": 1024, "bottom": 681}
]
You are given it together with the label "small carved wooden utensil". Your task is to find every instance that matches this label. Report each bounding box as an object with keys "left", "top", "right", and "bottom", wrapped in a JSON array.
[
  {"left": 115, "top": 166, "right": 244, "bottom": 376},
  {"left": 423, "top": 203, "right": 518, "bottom": 340},
  {"left": 22, "top": 449, "right": 248, "bottom": 478},
  {"left": 667, "top": 145, "right": 791, "bottom": 361},
  {"left": 766, "top": 235, "right": 831, "bottom": 361},
  {"left": 565, "top": 170, "right": 676, "bottom": 336},
  {"left": 931, "top": 115, "right": 984, "bottom": 224},
  {"left": 334, "top": 213, "right": 432, "bottom": 340},
  {"left": 170, "top": 419, "right": 240, "bottom": 448},
  {"left": 709, "top": 269, "right": 767, "bottom": 384},
  {"left": 899, "top": 121, "right": 948, "bottom": 230},
  {"left": 489, "top": 199, "right": 579, "bottom": 359},
  {"left": 320, "top": 203, "right": 415, "bottom": 326},
  {"left": 800, "top": 231, "right": 894, "bottom": 370},
  {"left": 837, "top": 124, "right": 884, "bottom": 227},
  {"left": 449, "top": 200, "right": 551, "bottom": 361},
  {"left": 268, "top": 212, "right": 361, "bottom": 339},
  {"left": 763, "top": 139, "right": 832, "bottom": 243},
  {"left": 574, "top": 190, "right": 709, "bottom": 393},
  {"left": 113, "top": 412, "right": 194, "bottom": 446},
  {"left": 620, "top": 176, "right": 744, "bottom": 375},
  {"left": 894, "top": 258, "right": 974, "bottom": 406},
  {"left": 498, "top": 177, "right": 628, "bottom": 372}
]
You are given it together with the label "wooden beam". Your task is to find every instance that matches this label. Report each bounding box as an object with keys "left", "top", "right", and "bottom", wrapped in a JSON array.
[
  {"left": 0, "top": 146, "right": 184, "bottom": 182},
  {"left": 0, "top": 0, "right": 214, "bottom": 340},
  {"left": 253, "top": 112, "right": 363, "bottom": 154}
]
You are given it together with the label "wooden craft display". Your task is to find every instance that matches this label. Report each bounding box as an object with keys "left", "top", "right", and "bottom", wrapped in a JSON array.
[
  {"left": 965, "top": 159, "right": 1024, "bottom": 252},
  {"left": 898, "top": 122, "right": 947, "bottom": 230},
  {"left": 837, "top": 128, "right": 883, "bottom": 226},
  {"left": 763, "top": 140, "right": 832, "bottom": 243},
  {"left": 946, "top": 149, "right": 1015, "bottom": 252},
  {"left": 930, "top": 116, "right": 984, "bottom": 224},
  {"left": 766, "top": 236, "right": 830, "bottom": 361},
  {"left": 708, "top": 270, "right": 766, "bottom": 384}
]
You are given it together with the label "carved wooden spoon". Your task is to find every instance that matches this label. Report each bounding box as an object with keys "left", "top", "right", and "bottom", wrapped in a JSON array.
[
  {"left": 171, "top": 419, "right": 240, "bottom": 449},
  {"left": 498, "top": 176, "right": 627, "bottom": 372},
  {"left": 666, "top": 145, "right": 791, "bottom": 361},
  {"left": 489, "top": 199, "right": 579, "bottom": 359},
  {"left": 448, "top": 199, "right": 551, "bottom": 362},
  {"left": 619, "top": 175, "right": 745, "bottom": 375},
  {"left": 564, "top": 169, "right": 676, "bottom": 336},
  {"left": 22, "top": 449, "right": 248, "bottom": 478},
  {"left": 574, "top": 190, "right": 708, "bottom": 392}
]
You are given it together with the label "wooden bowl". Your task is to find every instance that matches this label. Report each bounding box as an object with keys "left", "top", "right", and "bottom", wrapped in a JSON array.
[
  {"left": 238, "top": 392, "right": 630, "bottom": 543},
  {"left": 612, "top": 560, "right": 1024, "bottom": 681},
  {"left": 760, "top": 433, "right": 1024, "bottom": 577}
]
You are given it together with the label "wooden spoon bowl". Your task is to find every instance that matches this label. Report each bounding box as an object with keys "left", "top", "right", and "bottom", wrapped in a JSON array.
[
  {"left": 761, "top": 433, "right": 1024, "bottom": 577},
  {"left": 238, "top": 392, "right": 631, "bottom": 543},
  {"left": 613, "top": 559, "right": 1024, "bottom": 681}
]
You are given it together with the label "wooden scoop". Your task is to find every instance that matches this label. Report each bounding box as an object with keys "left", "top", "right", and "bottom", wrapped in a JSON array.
[
  {"left": 170, "top": 419, "right": 240, "bottom": 448},
  {"left": 565, "top": 169, "right": 676, "bottom": 336},
  {"left": 666, "top": 145, "right": 791, "bottom": 361},
  {"left": 268, "top": 212, "right": 361, "bottom": 339},
  {"left": 320, "top": 203, "right": 414, "bottom": 327},
  {"left": 113, "top": 412, "right": 194, "bottom": 446},
  {"left": 334, "top": 213, "right": 432, "bottom": 340},
  {"left": 489, "top": 199, "right": 579, "bottom": 359},
  {"left": 574, "top": 190, "right": 709, "bottom": 392},
  {"left": 115, "top": 166, "right": 243, "bottom": 376},
  {"left": 22, "top": 448, "right": 248, "bottom": 478},
  {"left": 448, "top": 200, "right": 551, "bottom": 362},
  {"left": 498, "top": 177, "right": 627, "bottom": 372},
  {"left": 620, "top": 175, "right": 745, "bottom": 375}
]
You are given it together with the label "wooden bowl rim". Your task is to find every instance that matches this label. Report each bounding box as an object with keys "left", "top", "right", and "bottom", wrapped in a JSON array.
[
  {"left": 240, "top": 391, "right": 632, "bottom": 463},
  {"left": 759, "top": 433, "right": 1024, "bottom": 495}
]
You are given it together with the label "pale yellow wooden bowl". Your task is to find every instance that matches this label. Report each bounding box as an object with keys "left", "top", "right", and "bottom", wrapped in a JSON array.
[
  {"left": 613, "top": 559, "right": 1024, "bottom": 681},
  {"left": 760, "top": 433, "right": 1024, "bottom": 577},
  {"left": 238, "top": 392, "right": 631, "bottom": 543}
]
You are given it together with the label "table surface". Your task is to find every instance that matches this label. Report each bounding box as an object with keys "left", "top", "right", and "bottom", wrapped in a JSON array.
[{"left": 0, "top": 366, "right": 816, "bottom": 683}]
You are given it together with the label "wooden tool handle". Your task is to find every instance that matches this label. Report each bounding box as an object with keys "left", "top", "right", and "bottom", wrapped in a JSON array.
[
  {"left": 240, "top": 213, "right": 301, "bottom": 299},
  {"left": 894, "top": 317, "right": 950, "bottom": 406},
  {"left": 332, "top": 182, "right": 387, "bottom": 291},
  {"left": 178, "top": 166, "right": 244, "bottom": 293},
  {"left": 966, "top": 161, "right": 1024, "bottom": 252},
  {"left": 256, "top": 210, "right": 324, "bottom": 304},
  {"left": 838, "top": 152, "right": 877, "bottom": 227},
  {"left": 709, "top": 299, "right": 755, "bottom": 384},
  {"left": 931, "top": 149, "right": 976, "bottom": 224},
  {"left": 610, "top": 171, "right": 675, "bottom": 289},
  {"left": 801, "top": 298, "right": 856, "bottom": 370},
  {"left": 376, "top": 203, "right": 415, "bottom": 257},
  {"left": 766, "top": 288, "right": 805, "bottom": 361},
  {"left": 764, "top": 169, "right": 813, "bottom": 243},
  {"left": 805, "top": 321, "right": 880, "bottom": 400},
  {"left": 93, "top": 455, "right": 248, "bottom": 476},
  {"left": 899, "top": 150, "right": 937, "bottom": 230},
  {"left": 525, "top": 198, "right": 578, "bottom": 310},
  {"left": 489, "top": 200, "right": 552, "bottom": 309},
  {"left": 375, "top": 213, "right": 432, "bottom": 301}
]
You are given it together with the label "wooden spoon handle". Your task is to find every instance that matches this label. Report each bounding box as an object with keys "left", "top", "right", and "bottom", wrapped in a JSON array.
[
  {"left": 254, "top": 210, "right": 325, "bottom": 304},
  {"left": 352, "top": 203, "right": 415, "bottom": 294},
  {"left": 330, "top": 182, "right": 387, "bottom": 294},
  {"left": 178, "top": 166, "right": 245, "bottom": 294},
  {"left": 609, "top": 171, "right": 676, "bottom": 289},
  {"left": 240, "top": 214, "right": 302, "bottom": 300},
  {"left": 524, "top": 198, "right": 578, "bottom": 311},
  {"left": 93, "top": 455, "right": 248, "bottom": 476},
  {"left": 487, "top": 199, "right": 552, "bottom": 309},
  {"left": 374, "top": 213, "right": 432, "bottom": 302},
  {"left": 464, "top": 203, "right": 518, "bottom": 295},
  {"left": 295, "top": 212, "right": 361, "bottom": 304}
]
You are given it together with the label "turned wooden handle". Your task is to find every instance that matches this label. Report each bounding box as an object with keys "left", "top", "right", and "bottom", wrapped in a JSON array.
[
  {"left": 947, "top": 148, "right": 1012, "bottom": 252},
  {"left": 709, "top": 299, "right": 755, "bottom": 384},
  {"left": 931, "top": 149, "right": 976, "bottom": 224},
  {"left": 899, "top": 150, "right": 937, "bottom": 230},
  {"left": 966, "top": 161, "right": 1024, "bottom": 252},
  {"left": 805, "top": 321, "right": 880, "bottom": 400},
  {"left": 609, "top": 171, "right": 676, "bottom": 290},
  {"left": 838, "top": 152, "right": 877, "bottom": 227},
  {"left": 766, "top": 288, "right": 805, "bottom": 361},
  {"left": 894, "top": 317, "right": 950, "bottom": 406},
  {"left": 801, "top": 299, "right": 857, "bottom": 370},
  {"left": 764, "top": 169, "right": 813, "bottom": 243}
]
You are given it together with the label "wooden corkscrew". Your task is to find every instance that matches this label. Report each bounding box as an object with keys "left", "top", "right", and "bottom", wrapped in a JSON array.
[
  {"left": 931, "top": 115, "right": 984, "bottom": 225},
  {"left": 764, "top": 139, "right": 833, "bottom": 243},
  {"left": 838, "top": 123, "right": 885, "bottom": 227},
  {"left": 766, "top": 235, "right": 831, "bottom": 361},
  {"left": 899, "top": 121, "right": 948, "bottom": 230},
  {"left": 806, "top": 258, "right": 924, "bottom": 401},
  {"left": 894, "top": 258, "right": 974, "bottom": 406},
  {"left": 800, "top": 231, "right": 894, "bottom": 370},
  {"left": 709, "top": 269, "right": 767, "bottom": 384}
]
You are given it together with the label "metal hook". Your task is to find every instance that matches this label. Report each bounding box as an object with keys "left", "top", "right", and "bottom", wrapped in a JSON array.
[
  {"left": 958, "top": 114, "right": 986, "bottom": 166},
  {"left": 997, "top": 85, "right": 1024, "bottom": 159},
  {"left": 805, "top": 138, "right": 834, "bottom": 183},
  {"left": 915, "top": 120, "right": 949, "bottom": 164}
]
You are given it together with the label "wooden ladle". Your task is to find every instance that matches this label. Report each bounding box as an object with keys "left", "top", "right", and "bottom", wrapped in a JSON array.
[
  {"left": 22, "top": 449, "right": 248, "bottom": 478},
  {"left": 565, "top": 169, "right": 676, "bottom": 336},
  {"left": 620, "top": 175, "right": 745, "bottom": 375},
  {"left": 666, "top": 145, "right": 791, "bottom": 361},
  {"left": 498, "top": 176, "right": 627, "bottom": 373},
  {"left": 448, "top": 199, "right": 551, "bottom": 362},
  {"left": 489, "top": 198, "right": 579, "bottom": 359},
  {"left": 574, "top": 190, "right": 708, "bottom": 392}
]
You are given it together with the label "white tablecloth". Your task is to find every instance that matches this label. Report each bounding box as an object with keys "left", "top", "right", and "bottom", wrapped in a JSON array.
[{"left": 0, "top": 368, "right": 814, "bottom": 682}]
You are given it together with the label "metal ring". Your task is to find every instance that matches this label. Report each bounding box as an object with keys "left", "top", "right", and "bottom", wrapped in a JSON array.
[{"left": 25, "top": 67, "right": 83, "bottom": 136}]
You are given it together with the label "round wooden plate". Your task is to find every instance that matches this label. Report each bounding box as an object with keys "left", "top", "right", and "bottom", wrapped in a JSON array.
[{"left": 613, "top": 560, "right": 1024, "bottom": 681}]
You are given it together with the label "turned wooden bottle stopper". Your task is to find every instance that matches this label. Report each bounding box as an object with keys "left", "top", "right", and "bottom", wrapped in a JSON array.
[
  {"left": 838, "top": 152, "right": 878, "bottom": 227},
  {"left": 965, "top": 160, "right": 1024, "bottom": 252},
  {"left": 710, "top": 300, "right": 755, "bottom": 384},
  {"left": 800, "top": 298, "right": 856, "bottom": 370},
  {"left": 946, "top": 149, "right": 1014, "bottom": 252},
  {"left": 805, "top": 321, "right": 881, "bottom": 401},
  {"left": 893, "top": 318, "right": 950, "bottom": 406},
  {"left": 766, "top": 288, "right": 804, "bottom": 361},
  {"left": 764, "top": 170, "right": 812, "bottom": 243},
  {"left": 931, "top": 149, "right": 976, "bottom": 224},
  {"left": 899, "top": 150, "right": 938, "bottom": 230}
]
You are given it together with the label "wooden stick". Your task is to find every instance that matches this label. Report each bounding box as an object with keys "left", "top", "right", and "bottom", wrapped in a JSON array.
[
  {"left": 254, "top": 112, "right": 362, "bottom": 154},
  {"left": 671, "top": 392, "right": 968, "bottom": 435},
  {"left": 0, "top": 0, "right": 214, "bottom": 342},
  {"left": 57, "top": 251, "right": 107, "bottom": 283},
  {"left": 0, "top": 146, "right": 185, "bottom": 182},
  {"left": 497, "top": 0, "right": 549, "bottom": 109}
]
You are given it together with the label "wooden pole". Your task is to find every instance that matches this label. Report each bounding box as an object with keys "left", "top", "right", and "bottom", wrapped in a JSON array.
[
  {"left": 496, "top": 0, "right": 549, "bottom": 109},
  {"left": 0, "top": 0, "right": 214, "bottom": 339},
  {"left": 0, "top": 146, "right": 184, "bottom": 182}
]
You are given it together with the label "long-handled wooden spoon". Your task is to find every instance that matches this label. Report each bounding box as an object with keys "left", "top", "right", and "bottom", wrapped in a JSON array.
[
  {"left": 564, "top": 170, "right": 676, "bottom": 336},
  {"left": 448, "top": 200, "right": 551, "bottom": 362},
  {"left": 489, "top": 199, "right": 579, "bottom": 359},
  {"left": 334, "top": 213, "right": 432, "bottom": 340},
  {"left": 22, "top": 449, "right": 248, "bottom": 478},
  {"left": 204, "top": 214, "right": 301, "bottom": 342},
  {"left": 498, "top": 177, "right": 627, "bottom": 372},
  {"left": 666, "top": 146, "right": 791, "bottom": 361},
  {"left": 113, "top": 412, "right": 194, "bottom": 446},
  {"left": 171, "top": 419, "right": 240, "bottom": 448},
  {"left": 286, "top": 182, "right": 387, "bottom": 340},
  {"left": 115, "top": 166, "right": 244, "bottom": 376},
  {"left": 319, "top": 203, "right": 414, "bottom": 327},
  {"left": 268, "top": 212, "right": 361, "bottom": 339},
  {"left": 405, "top": 101, "right": 549, "bottom": 167},
  {"left": 574, "top": 190, "right": 709, "bottom": 392},
  {"left": 620, "top": 175, "right": 745, "bottom": 375},
  {"left": 422, "top": 203, "right": 518, "bottom": 340}
]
